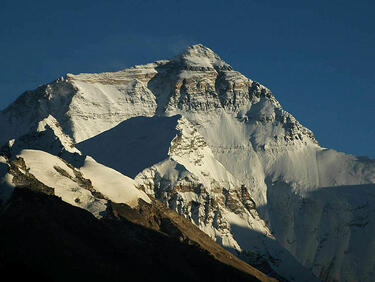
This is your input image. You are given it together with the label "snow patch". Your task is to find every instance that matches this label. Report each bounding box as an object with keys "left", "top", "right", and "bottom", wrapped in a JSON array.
[
  {"left": 80, "top": 156, "right": 150, "bottom": 207},
  {"left": 18, "top": 149, "right": 107, "bottom": 218}
]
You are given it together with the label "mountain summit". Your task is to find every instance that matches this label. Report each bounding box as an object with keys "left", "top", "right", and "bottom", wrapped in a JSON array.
[
  {"left": 1, "top": 44, "right": 374, "bottom": 281},
  {"left": 172, "top": 44, "right": 232, "bottom": 70}
]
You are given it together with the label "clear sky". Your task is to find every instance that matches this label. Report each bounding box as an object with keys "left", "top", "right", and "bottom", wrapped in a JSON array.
[{"left": 0, "top": 0, "right": 374, "bottom": 157}]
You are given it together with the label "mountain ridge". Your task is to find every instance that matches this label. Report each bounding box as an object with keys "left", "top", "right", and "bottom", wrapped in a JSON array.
[{"left": 1, "top": 44, "right": 374, "bottom": 281}]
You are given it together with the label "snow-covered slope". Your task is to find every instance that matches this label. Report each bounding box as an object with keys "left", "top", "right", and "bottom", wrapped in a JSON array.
[
  {"left": 1, "top": 44, "right": 374, "bottom": 281},
  {"left": 0, "top": 156, "right": 14, "bottom": 204},
  {"left": 77, "top": 113, "right": 317, "bottom": 281},
  {"left": 17, "top": 149, "right": 107, "bottom": 218},
  {"left": 80, "top": 155, "right": 150, "bottom": 207},
  {"left": 2, "top": 148, "right": 150, "bottom": 217},
  {"left": 0, "top": 133, "right": 151, "bottom": 218}
]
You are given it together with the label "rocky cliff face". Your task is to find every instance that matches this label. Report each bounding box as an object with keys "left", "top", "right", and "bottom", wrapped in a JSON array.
[{"left": 1, "top": 44, "right": 374, "bottom": 281}]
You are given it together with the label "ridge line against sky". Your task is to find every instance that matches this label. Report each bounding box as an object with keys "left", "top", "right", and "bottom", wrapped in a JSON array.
[{"left": 0, "top": 0, "right": 374, "bottom": 158}]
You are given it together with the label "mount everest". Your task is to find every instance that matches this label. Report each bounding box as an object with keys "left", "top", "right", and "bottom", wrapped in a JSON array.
[{"left": 0, "top": 44, "right": 374, "bottom": 281}]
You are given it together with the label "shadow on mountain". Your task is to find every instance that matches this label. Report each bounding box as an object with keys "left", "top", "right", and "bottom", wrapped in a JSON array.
[
  {"left": 0, "top": 80, "right": 78, "bottom": 146},
  {"left": 0, "top": 123, "right": 87, "bottom": 169},
  {"left": 0, "top": 162, "right": 13, "bottom": 205},
  {"left": 76, "top": 115, "right": 180, "bottom": 178},
  {"left": 0, "top": 187, "right": 269, "bottom": 282},
  {"left": 308, "top": 183, "right": 375, "bottom": 198},
  {"left": 257, "top": 181, "right": 375, "bottom": 282},
  {"left": 261, "top": 181, "right": 375, "bottom": 238},
  {"left": 227, "top": 224, "right": 319, "bottom": 282},
  {"left": 147, "top": 61, "right": 180, "bottom": 114}
]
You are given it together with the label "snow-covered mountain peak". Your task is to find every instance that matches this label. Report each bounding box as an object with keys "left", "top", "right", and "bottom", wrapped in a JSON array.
[
  {"left": 1, "top": 44, "right": 374, "bottom": 281},
  {"left": 0, "top": 44, "right": 316, "bottom": 147},
  {"left": 172, "top": 44, "right": 232, "bottom": 70}
]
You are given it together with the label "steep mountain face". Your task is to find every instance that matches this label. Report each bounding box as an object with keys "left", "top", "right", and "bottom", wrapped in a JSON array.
[
  {"left": 1, "top": 44, "right": 374, "bottom": 281},
  {"left": 75, "top": 114, "right": 316, "bottom": 280},
  {"left": 0, "top": 138, "right": 274, "bottom": 281}
]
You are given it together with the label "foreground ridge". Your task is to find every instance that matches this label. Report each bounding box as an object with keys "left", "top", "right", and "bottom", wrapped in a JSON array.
[{"left": 0, "top": 187, "right": 274, "bottom": 282}]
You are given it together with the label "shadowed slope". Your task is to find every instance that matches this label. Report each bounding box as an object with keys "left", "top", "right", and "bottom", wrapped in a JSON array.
[
  {"left": 77, "top": 115, "right": 180, "bottom": 178},
  {"left": 0, "top": 187, "right": 275, "bottom": 282},
  {"left": 263, "top": 182, "right": 375, "bottom": 282}
]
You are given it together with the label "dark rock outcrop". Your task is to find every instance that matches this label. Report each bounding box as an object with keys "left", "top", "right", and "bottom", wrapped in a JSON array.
[{"left": 0, "top": 187, "right": 275, "bottom": 282}]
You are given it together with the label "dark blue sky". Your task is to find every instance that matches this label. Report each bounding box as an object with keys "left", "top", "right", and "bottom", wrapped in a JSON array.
[{"left": 1, "top": 0, "right": 374, "bottom": 157}]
